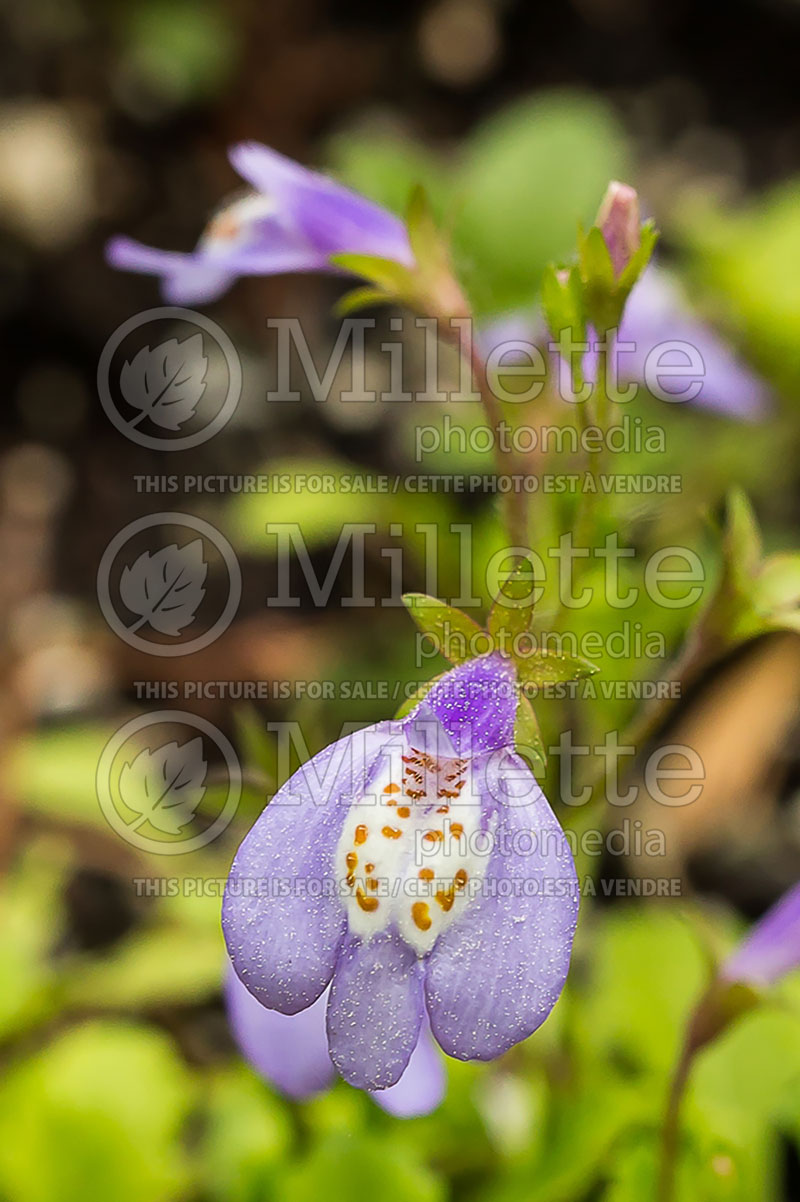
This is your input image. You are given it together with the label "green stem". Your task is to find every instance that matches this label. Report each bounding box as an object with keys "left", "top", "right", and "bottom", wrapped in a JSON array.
[
  {"left": 467, "top": 339, "right": 530, "bottom": 551},
  {"left": 656, "top": 1035, "right": 694, "bottom": 1202}
]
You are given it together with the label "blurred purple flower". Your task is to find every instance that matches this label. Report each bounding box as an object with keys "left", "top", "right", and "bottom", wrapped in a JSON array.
[
  {"left": 107, "top": 143, "right": 413, "bottom": 304},
  {"left": 596, "top": 180, "right": 641, "bottom": 278},
  {"left": 480, "top": 265, "right": 768, "bottom": 420},
  {"left": 223, "top": 653, "right": 578, "bottom": 1092},
  {"left": 225, "top": 969, "right": 445, "bottom": 1117},
  {"left": 721, "top": 882, "right": 800, "bottom": 987}
]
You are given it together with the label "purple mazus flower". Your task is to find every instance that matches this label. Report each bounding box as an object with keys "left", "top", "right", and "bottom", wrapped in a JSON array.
[
  {"left": 107, "top": 143, "right": 414, "bottom": 304},
  {"left": 721, "top": 882, "right": 800, "bottom": 988},
  {"left": 480, "top": 264, "right": 768, "bottom": 421},
  {"left": 225, "top": 969, "right": 446, "bottom": 1117},
  {"left": 222, "top": 653, "right": 578, "bottom": 1092},
  {"left": 590, "top": 265, "right": 769, "bottom": 420}
]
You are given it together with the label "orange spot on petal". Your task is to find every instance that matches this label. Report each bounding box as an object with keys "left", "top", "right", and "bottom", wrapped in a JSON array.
[{"left": 412, "top": 901, "right": 432, "bottom": 931}]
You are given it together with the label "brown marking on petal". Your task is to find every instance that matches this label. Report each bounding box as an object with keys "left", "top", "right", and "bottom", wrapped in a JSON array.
[
  {"left": 384, "top": 782, "right": 400, "bottom": 794},
  {"left": 356, "top": 887, "right": 379, "bottom": 913},
  {"left": 382, "top": 825, "right": 402, "bottom": 839},
  {"left": 450, "top": 823, "right": 464, "bottom": 839},
  {"left": 345, "top": 852, "right": 358, "bottom": 872},
  {"left": 436, "top": 886, "right": 455, "bottom": 912},
  {"left": 366, "top": 877, "right": 379, "bottom": 891},
  {"left": 436, "top": 805, "right": 450, "bottom": 814},
  {"left": 412, "top": 901, "right": 432, "bottom": 931},
  {"left": 365, "top": 862, "right": 375, "bottom": 873},
  {"left": 455, "top": 868, "right": 468, "bottom": 889},
  {"left": 419, "top": 868, "right": 435, "bottom": 881},
  {"left": 354, "top": 824, "right": 368, "bottom": 845},
  {"left": 405, "top": 789, "right": 425, "bottom": 800},
  {"left": 423, "top": 829, "right": 444, "bottom": 843},
  {"left": 397, "top": 806, "right": 411, "bottom": 818}
]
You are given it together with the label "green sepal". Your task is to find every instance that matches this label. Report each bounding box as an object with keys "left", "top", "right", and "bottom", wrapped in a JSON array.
[
  {"left": 334, "top": 286, "right": 396, "bottom": 318},
  {"left": 514, "top": 694, "right": 546, "bottom": 774},
  {"left": 515, "top": 649, "right": 599, "bottom": 688},
  {"left": 402, "top": 593, "right": 484, "bottom": 665},
  {"left": 487, "top": 554, "right": 540, "bottom": 647},
  {"left": 541, "top": 262, "right": 586, "bottom": 349},
  {"left": 393, "top": 673, "right": 447, "bottom": 719},
  {"left": 329, "top": 252, "right": 417, "bottom": 296}
]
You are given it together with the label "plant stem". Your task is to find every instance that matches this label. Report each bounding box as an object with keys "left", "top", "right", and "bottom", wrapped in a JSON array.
[
  {"left": 656, "top": 1035, "right": 695, "bottom": 1202},
  {"left": 466, "top": 337, "right": 531, "bottom": 551}
]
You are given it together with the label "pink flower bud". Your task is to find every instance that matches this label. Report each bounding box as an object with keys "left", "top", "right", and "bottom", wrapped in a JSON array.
[{"left": 595, "top": 181, "right": 641, "bottom": 278}]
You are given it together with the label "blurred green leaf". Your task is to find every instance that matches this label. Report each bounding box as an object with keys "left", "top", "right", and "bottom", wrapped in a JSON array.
[
  {"left": 279, "top": 1132, "right": 445, "bottom": 1202},
  {"left": 0, "top": 841, "right": 70, "bottom": 1040},
  {"left": 0, "top": 1021, "right": 194, "bottom": 1202},
  {"left": 201, "top": 1067, "right": 292, "bottom": 1202},
  {"left": 454, "top": 92, "right": 628, "bottom": 314},
  {"left": 64, "top": 925, "right": 225, "bottom": 1010}
]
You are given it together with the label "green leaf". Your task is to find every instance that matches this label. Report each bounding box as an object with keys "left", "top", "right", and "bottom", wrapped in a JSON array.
[
  {"left": 279, "top": 1132, "right": 445, "bottom": 1202},
  {"left": 201, "top": 1068, "right": 291, "bottom": 1202},
  {"left": 515, "top": 695, "right": 546, "bottom": 773},
  {"left": 0, "top": 840, "right": 70, "bottom": 1040},
  {"left": 0, "top": 1021, "right": 194, "bottom": 1202},
  {"left": 64, "top": 924, "right": 225, "bottom": 1010},
  {"left": 454, "top": 92, "right": 628, "bottom": 315},
  {"left": 515, "top": 649, "right": 599, "bottom": 687},
  {"left": 402, "top": 593, "right": 485, "bottom": 665}
]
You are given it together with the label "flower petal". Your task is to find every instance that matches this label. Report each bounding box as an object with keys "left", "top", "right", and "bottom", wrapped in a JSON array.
[
  {"left": 223, "top": 722, "right": 395, "bottom": 1014},
  {"left": 106, "top": 236, "right": 235, "bottom": 305},
  {"left": 408, "top": 653, "right": 517, "bottom": 756},
  {"left": 327, "top": 931, "right": 424, "bottom": 1090},
  {"left": 229, "top": 142, "right": 414, "bottom": 267},
  {"left": 424, "top": 751, "right": 578, "bottom": 1060},
  {"left": 722, "top": 882, "right": 800, "bottom": 986},
  {"left": 372, "top": 1018, "right": 446, "bottom": 1118},
  {"left": 590, "top": 266, "right": 769, "bottom": 420},
  {"left": 225, "top": 968, "right": 335, "bottom": 1099}
]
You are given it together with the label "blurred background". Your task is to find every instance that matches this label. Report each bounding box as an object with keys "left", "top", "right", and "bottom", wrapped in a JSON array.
[{"left": 1, "top": 0, "right": 800, "bottom": 1198}]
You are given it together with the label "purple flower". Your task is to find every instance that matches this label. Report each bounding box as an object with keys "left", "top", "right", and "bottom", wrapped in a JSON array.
[
  {"left": 596, "top": 181, "right": 641, "bottom": 278},
  {"left": 721, "top": 883, "right": 800, "bottom": 988},
  {"left": 592, "top": 265, "right": 769, "bottom": 420},
  {"left": 222, "top": 653, "right": 578, "bottom": 1092},
  {"left": 480, "top": 264, "right": 768, "bottom": 420},
  {"left": 225, "top": 969, "right": 445, "bottom": 1117},
  {"left": 107, "top": 143, "right": 414, "bottom": 304}
]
